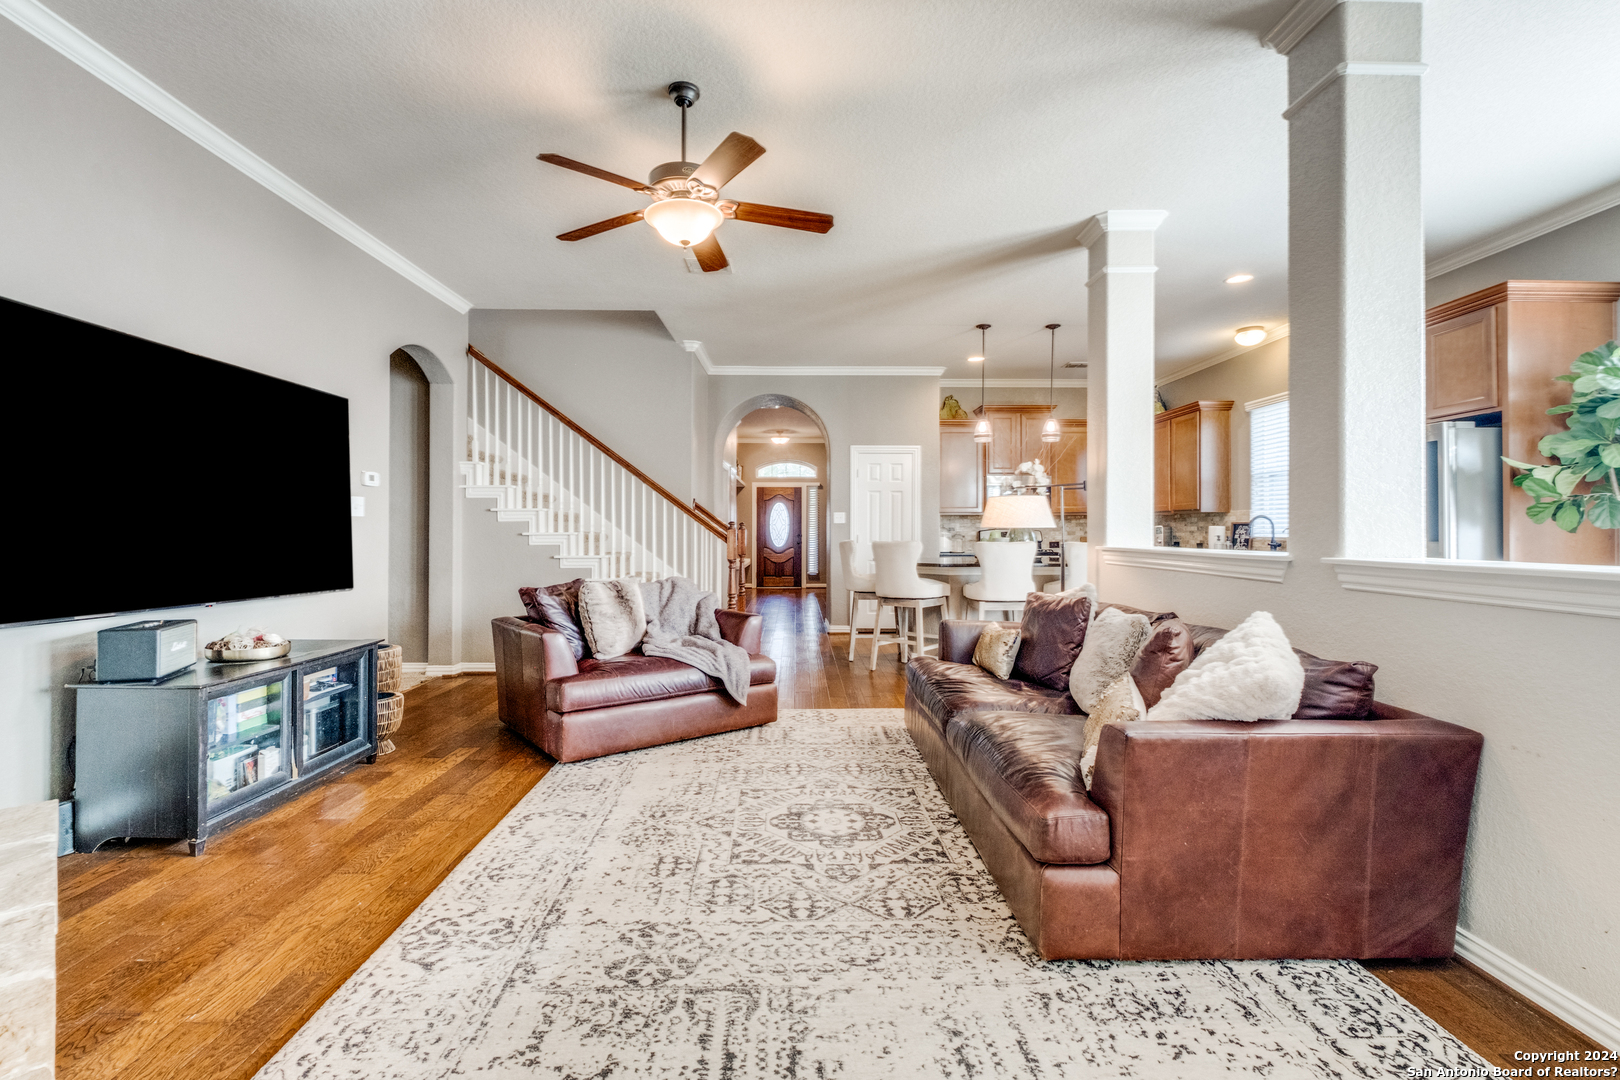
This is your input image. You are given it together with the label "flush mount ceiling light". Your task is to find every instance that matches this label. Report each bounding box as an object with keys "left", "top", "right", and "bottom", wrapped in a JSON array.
[
  {"left": 1041, "top": 323, "right": 1061, "bottom": 443},
  {"left": 769, "top": 431, "right": 790, "bottom": 445},
  {"left": 1234, "top": 326, "right": 1268, "bottom": 347},
  {"left": 972, "top": 324, "right": 993, "bottom": 443},
  {"left": 1225, "top": 273, "right": 1255, "bottom": 284},
  {"left": 538, "top": 81, "right": 834, "bottom": 272}
]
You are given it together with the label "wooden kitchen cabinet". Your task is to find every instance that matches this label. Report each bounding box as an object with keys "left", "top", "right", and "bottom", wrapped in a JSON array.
[
  {"left": 943, "top": 408, "right": 1086, "bottom": 515},
  {"left": 1153, "top": 401, "right": 1231, "bottom": 513},
  {"left": 1425, "top": 280, "right": 1620, "bottom": 564},
  {"left": 939, "top": 420, "right": 985, "bottom": 514}
]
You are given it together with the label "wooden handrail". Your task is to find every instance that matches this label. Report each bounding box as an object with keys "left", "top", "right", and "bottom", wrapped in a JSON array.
[
  {"left": 691, "top": 500, "right": 728, "bottom": 530},
  {"left": 466, "top": 345, "right": 727, "bottom": 541}
]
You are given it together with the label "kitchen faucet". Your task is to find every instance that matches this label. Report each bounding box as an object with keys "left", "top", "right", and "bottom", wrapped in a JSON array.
[{"left": 1250, "top": 515, "right": 1282, "bottom": 551}]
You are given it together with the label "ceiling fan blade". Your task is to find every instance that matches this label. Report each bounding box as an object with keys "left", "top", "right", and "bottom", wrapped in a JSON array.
[
  {"left": 691, "top": 234, "right": 729, "bottom": 273},
  {"left": 537, "top": 153, "right": 650, "bottom": 192},
  {"left": 692, "top": 132, "right": 766, "bottom": 189},
  {"left": 556, "top": 210, "right": 644, "bottom": 242},
  {"left": 731, "top": 202, "right": 834, "bottom": 234}
]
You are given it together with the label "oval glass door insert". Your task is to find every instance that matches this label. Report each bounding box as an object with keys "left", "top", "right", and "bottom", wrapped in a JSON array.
[{"left": 768, "top": 501, "right": 790, "bottom": 549}]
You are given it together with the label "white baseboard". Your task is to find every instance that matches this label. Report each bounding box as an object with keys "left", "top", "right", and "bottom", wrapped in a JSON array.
[
  {"left": 402, "top": 661, "right": 496, "bottom": 677},
  {"left": 1454, "top": 927, "right": 1620, "bottom": 1050}
]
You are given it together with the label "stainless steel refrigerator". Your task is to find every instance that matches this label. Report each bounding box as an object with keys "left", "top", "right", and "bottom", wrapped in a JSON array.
[{"left": 1426, "top": 420, "right": 1503, "bottom": 560}]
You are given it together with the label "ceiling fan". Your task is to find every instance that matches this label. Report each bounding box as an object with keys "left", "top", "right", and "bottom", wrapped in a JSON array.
[{"left": 538, "top": 81, "right": 834, "bottom": 273}]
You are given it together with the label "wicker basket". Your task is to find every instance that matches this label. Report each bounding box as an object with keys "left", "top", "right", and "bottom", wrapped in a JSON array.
[
  {"left": 376, "top": 691, "right": 404, "bottom": 755},
  {"left": 377, "top": 644, "right": 403, "bottom": 695}
]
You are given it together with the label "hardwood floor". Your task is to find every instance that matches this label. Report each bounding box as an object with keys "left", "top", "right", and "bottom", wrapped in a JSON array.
[{"left": 56, "top": 590, "right": 1603, "bottom": 1076}]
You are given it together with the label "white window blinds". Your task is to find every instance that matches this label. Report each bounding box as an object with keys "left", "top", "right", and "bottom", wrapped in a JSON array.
[
  {"left": 1247, "top": 396, "right": 1289, "bottom": 539},
  {"left": 806, "top": 485, "right": 819, "bottom": 576}
]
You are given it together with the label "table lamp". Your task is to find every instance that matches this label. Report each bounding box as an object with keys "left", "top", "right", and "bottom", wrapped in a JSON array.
[{"left": 980, "top": 494, "right": 1055, "bottom": 543}]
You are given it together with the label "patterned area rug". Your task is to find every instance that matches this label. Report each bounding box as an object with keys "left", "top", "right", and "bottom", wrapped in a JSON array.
[{"left": 261, "top": 708, "right": 1489, "bottom": 1078}]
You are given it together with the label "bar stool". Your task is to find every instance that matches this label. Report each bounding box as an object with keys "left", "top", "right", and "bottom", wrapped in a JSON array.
[
  {"left": 962, "top": 541, "right": 1038, "bottom": 620},
  {"left": 839, "top": 539, "right": 878, "bottom": 662},
  {"left": 871, "top": 540, "right": 950, "bottom": 669},
  {"left": 1042, "top": 541, "right": 1090, "bottom": 593}
]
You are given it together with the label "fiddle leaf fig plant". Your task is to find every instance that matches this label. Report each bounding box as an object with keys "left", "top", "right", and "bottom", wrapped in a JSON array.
[{"left": 1502, "top": 341, "right": 1620, "bottom": 533}]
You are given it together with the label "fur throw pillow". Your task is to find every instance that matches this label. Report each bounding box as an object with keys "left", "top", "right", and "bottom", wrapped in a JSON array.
[
  {"left": 972, "top": 624, "right": 1022, "bottom": 680},
  {"left": 1146, "top": 611, "right": 1304, "bottom": 723},
  {"left": 1079, "top": 673, "right": 1144, "bottom": 789},
  {"left": 578, "top": 577, "right": 648, "bottom": 658},
  {"left": 1068, "top": 606, "right": 1152, "bottom": 713}
]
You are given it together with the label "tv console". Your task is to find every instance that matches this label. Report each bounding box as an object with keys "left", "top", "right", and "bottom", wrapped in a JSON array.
[{"left": 70, "top": 639, "right": 379, "bottom": 856}]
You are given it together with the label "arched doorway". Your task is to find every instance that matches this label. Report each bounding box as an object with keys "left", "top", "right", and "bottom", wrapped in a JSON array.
[
  {"left": 715, "top": 397, "right": 830, "bottom": 593},
  {"left": 388, "top": 345, "right": 455, "bottom": 666}
]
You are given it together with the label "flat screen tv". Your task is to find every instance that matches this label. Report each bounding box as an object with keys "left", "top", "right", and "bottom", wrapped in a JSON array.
[{"left": 1, "top": 295, "right": 353, "bottom": 628}]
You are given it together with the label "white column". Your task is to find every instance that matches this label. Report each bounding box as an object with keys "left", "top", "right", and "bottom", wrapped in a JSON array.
[
  {"left": 1079, "top": 210, "right": 1166, "bottom": 581},
  {"left": 1267, "top": 0, "right": 1426, "bottom": 560}
]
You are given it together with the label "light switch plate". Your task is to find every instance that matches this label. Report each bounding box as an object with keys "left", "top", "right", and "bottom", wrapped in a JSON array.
[
  {"left": 361, "top": 471, "right": 381, "bottom": 487},
  {"left": 832, "top": 512, "right": 846, "bottom": 524},
  {"left": 351, "top": 496, "right": 365, "bottom": 517}
]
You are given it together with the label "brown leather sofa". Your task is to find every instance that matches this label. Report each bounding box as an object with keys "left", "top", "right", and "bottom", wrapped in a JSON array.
[
  {"left": 492, "top": 610, "right": 778, "bottom": 762},
  {"left": 906, "top": 616, "right": 1483, "bottom": 961}
]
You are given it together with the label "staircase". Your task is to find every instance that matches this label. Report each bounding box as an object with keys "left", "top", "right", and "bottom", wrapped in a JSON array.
[{"left": 462, "top": 346, "right": 735, "bottom": 598}]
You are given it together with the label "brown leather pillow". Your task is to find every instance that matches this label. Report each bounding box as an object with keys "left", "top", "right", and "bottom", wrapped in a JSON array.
[
  {"left": 1130, "top": 619, "right": 1196, "bottom": 708},
  {"left": 1011, "top": 591, "right": 1092, "bottom": 691},
  {"left": 1293, "top": 652, "right": 1378, "bottom": 718},
  {"left": 518, "top": 580, "right": 592, "bottom": 660}
]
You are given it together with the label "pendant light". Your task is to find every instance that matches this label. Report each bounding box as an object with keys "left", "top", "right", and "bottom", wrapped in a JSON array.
[
  {"left": 1041, "top": 323, "right": 1061, "bottom": 443},
  {"left": 972, "top": 324, "right": 993, "bottom": 444}
]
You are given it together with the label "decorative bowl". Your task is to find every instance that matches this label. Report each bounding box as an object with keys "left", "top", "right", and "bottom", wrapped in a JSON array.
[{"left": 205, "top": 641, "right": 292, "bottom": 663}]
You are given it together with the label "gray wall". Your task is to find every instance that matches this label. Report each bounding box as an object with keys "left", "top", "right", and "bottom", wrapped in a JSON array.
[
  {"left": 469, "top": 310, "right": 695, "bottom": 503},
  {"left": 941, "top": 385, "right": 1088, "bottom": 418},
  {"left": 1429, "top": 203, "right": 1620, "bottom": 307},
  {"left": 1158, "top": 336, "right": 1290, "bottom": 520},
  {"left": 0, "top": 21, "right": 468, "bottom": 809},
  {"left": 457, "top": 498, "right": 577, "bottom": 663}
]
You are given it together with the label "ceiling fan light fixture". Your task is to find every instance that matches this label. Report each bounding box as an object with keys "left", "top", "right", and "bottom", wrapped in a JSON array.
[
  {"left": 643, "top": 196, "right": 723, "bottom": 248},
  {"left": 1234, "top": 325, "right": 1267, "bottom": 347}
]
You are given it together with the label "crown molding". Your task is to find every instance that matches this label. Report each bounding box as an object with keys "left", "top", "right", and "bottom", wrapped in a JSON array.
[
  {"left": 1282, "top": 61, "right": 1427, "bottom": 121},
  {"left": 1262, "top": 0, "right": 1422, "bottom": 56},
  {"left": 940, "top": 378, "right": 1087, "bottom": 388},
  {"left": 1155, "top": 323, "right": 1290, "bottom": 386},
  {"left": 1075, "top": 210, "right": 1169, "bottom": 248},
  {"left": 679, "top": 341, "right": 942, "bottom": 377},
  {"left": 0, "top": 0, "right": 473, "bottom": 314},
  {"left": 1426, "top": 178, "right": 1620, "bottom": 280}
]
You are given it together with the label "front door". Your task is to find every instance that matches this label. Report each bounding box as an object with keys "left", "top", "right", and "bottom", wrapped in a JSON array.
[{"left": 757, "top": 487, "right": 801, "bottom": 587}]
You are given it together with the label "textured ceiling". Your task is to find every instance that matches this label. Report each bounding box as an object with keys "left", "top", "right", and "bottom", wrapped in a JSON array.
[{"left": 39, "top": 0, "right": 1620, "bottom": 379}]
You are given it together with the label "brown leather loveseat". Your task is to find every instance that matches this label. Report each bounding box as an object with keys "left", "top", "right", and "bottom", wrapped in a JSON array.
[
  {"left": 906, "top": 611, "right": 1483, "bottom": 961},
  {"left": 492, "top": 610, "right": 778, "bottom": 762}
]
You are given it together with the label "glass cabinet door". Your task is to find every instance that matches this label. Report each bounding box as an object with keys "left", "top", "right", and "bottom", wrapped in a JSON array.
[
  {"left": 205, "top": 675, "right": 292, "bottom": 812},
  {"left": 300, "top": 658, "right": 365, "bottom": 767}
]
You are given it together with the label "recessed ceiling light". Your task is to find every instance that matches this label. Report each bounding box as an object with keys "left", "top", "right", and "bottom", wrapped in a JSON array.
[
  {"left": 967, "top": 355, "right": 985, "bottom": 363},
  {"left": 1225, "top": 273, "right": 1255, "bottom": 284},
  {"left": 1234, "top": 326, "right": 1267, "bottom": 347}
]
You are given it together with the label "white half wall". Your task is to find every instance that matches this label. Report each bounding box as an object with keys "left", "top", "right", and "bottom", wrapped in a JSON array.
[{"left": 0, "top": 20, "right": 468, "bottom": 809}]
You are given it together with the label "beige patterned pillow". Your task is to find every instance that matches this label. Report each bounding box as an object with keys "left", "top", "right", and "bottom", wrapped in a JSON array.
[
  {"left": 972, "top": 623, "right": 1022, "bottom": 680},
  {"left": 1080, "top": 673, "right": 1145, "bottom": 789},
  {"left": 1069, "top": 606, "right": 1153, "bottom": 712}
]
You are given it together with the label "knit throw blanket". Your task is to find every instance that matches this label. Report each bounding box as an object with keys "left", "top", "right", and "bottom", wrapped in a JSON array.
[{"left": 638, "top": 576, "right": 751, "bottom": 704}]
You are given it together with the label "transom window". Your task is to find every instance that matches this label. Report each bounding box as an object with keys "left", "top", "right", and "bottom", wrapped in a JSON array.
[{"left": 756, "top": 461, "right": 817, "bottom": 478}]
